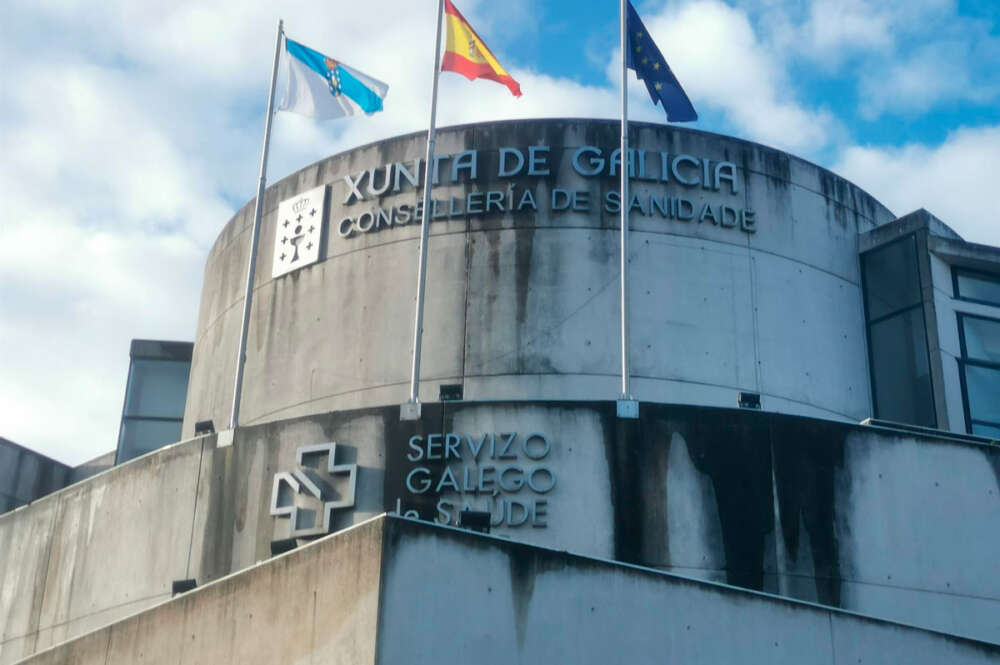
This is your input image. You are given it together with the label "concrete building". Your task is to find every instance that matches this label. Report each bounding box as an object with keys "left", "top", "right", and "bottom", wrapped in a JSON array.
[{"left": 2, "top": 119, "right": 999, "bottom": 664}]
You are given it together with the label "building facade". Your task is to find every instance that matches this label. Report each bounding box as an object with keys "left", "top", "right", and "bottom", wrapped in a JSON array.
[{"left": 2, "top": 119, "right": 999, "bottom": 664}]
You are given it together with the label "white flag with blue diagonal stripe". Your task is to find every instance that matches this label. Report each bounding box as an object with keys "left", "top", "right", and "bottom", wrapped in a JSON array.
[{"left": 279, "top": 37, "right": 389, "bottom": 120}]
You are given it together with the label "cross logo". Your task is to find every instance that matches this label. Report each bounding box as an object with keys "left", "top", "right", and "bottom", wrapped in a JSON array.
[{"left": 270, "top": 443, "right": 358, "bottom": 540}]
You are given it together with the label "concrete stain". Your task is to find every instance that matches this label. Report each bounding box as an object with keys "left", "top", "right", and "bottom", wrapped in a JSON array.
[
  {"left": 506, "top": 543, "right": 571, "bottom": 653},
  {"left": 770, "top": 419, "right": 847, "bottom": 607}
]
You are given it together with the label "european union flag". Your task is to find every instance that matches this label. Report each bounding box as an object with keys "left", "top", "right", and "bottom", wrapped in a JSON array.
[{"left": 626, "top": 1, "right": 697, "bottom": 122}]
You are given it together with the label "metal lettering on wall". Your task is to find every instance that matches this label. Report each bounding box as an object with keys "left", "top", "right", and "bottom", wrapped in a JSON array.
[
  {"left": 390, "top": 432, "right": 555, "bottom": 529},
  {"left": 269, "top": 442, "right": 357, "bottom": 540},
  {"left": 336, "top": 145, "right": 756, "bottom": 239},
  {"left": 271, "top": 184, "right": 327, "bottom": 278}
]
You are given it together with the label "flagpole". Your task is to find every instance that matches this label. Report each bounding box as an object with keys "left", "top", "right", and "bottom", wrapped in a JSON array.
[
  {"left": 618, "top": 0, "right": 638, "bottom": 419},
  {"left": 230, "top": 18, "right": 284, "bottom": 431},
  {"left": 402, "top": 0, "right": 446, "bottom": 421}
]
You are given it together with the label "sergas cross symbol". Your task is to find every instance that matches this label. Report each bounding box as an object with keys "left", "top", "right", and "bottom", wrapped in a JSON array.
[{"left": 269, "top": 443, "right": 357, "bottom": 539}]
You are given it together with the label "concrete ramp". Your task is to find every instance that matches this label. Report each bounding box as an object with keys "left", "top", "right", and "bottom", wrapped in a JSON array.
[{"left": 17, "top": 515, "right": 1000, "bottom": 665}]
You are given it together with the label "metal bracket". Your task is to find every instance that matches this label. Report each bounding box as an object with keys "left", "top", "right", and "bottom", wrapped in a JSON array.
[
  {"left": 616, "top": 399, "right": 639, "bottom": 419},
  {"left": 400, "top": 401, "right": 422, "bottom": 421}
]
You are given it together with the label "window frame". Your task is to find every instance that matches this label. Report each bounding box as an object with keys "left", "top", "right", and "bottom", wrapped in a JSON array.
[
  {"left": 956, "top": 311, "right": 1000, "bottom": 435},
  {"left": 952, "top": 266, "right": 1000, "bottom": 308},
  {"left": 860, "top": 233, "right": 937, "bottom": 427}
]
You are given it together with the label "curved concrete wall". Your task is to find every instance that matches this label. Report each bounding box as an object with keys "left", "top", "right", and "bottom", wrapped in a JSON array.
[{"left": 182, "top": 119, "right": 895, "bottom": 437}]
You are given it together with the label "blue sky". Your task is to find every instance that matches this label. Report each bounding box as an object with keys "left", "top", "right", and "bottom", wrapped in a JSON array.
[
  {"left": 2, "top": 0, "right": 999, "bottom": 463},
  {"left": 524, "top": 0, "right": 1000, "bottom": 149}
]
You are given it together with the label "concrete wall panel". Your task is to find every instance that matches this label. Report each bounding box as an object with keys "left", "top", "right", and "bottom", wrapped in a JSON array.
[
  {"left": 376, "top": 518, "right": 999, "bottom": 665},
  {"left": 0, "top": 499, "right": 58, "bottom": 663},
  {"left": 838, "top": 432, "right": 1000, "bottom": 639},
  {"left": 630, "top": 232, "right": 757, "bottom": 390},
  {"left": 753, "top": 251, "right": 870, "bottom": 419},
  {"left": 0, "top": 440, "right": 204, "bottom": 664},
  {"left": 15, "top": 518, "right": 384, "bottom": 665}
]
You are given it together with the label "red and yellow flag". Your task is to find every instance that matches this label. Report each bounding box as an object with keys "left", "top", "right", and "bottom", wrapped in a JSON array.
[{"left": 441, "top": 0, "right": 522, "bottom": 97}]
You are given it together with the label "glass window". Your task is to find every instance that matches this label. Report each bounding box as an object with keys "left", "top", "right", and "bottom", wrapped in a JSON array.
[
  {"left": 869, "top": 309, "right": 935, "bottom": 427},
  {"left": 964, "top": 364, "right": 1000, "bottom": 425},
  {"left": 958, "top": 313, "right": 1000, "bottom": 435},
  {"left": 123, "top": 359, "right": 191, "bottom": 418},
  {"left": 862, "top": 235, "right": 936, "bottom": 428},
  {"left": 961, "top": 316, "right": 1000, "bottom": 364},
  {"left": 115, "top": 340, "right": 193, "bottom": 466},
  {"left": 972, "top": 422, "right": 1000, "bottom": 439},
  {"left": 862, "top": 237, "right": 922, "bottom": 321},
  {"left": 955, "top": 268, "right": 1000, "bottom": 306},
  {"left": 117, "top": 418, "right": 184, "bottom": 463}
]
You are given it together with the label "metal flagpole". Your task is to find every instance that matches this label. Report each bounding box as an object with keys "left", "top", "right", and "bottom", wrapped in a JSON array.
[
  {"left": 402, "top": 0, "right": 446, "bottom": 421},
  {"left": 230, "top": 18, "right": 284, "bottom": 431},
  {"left": 617, "top": 0, "right": 638, "bottom": 418}
]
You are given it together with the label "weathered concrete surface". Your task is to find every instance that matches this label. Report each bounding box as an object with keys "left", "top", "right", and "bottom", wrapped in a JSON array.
[
  {"left": 186, "top": 408, "right": 388, "bottom": 585},
  {"left": 374, "top": 517, "right": 1000, "bottom": 665},
  {"left": 382, "top": 402, "right": 1000, "bottom": 644},
  {"left": 1, "top": 410, "right": 392, "bottom": 664},
  {"left": 15, "top": 516, "right": 999, "bottom": 665},
  {"left": 5, "top": 403, "right": 999, "bottom": 662},
  {"left": 15, "top": 517, "right": 383, "bottom": 665},
  {"left": 0, "top": 438, "right": 206, "bottom": 664},
  {"left": 182, "top": 118, "right": 896, "bottom": 440}
]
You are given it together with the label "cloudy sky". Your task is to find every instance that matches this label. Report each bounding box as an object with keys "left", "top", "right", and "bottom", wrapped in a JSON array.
[{"left": 2, "top": 0, "right": 998, "bottom": 464}]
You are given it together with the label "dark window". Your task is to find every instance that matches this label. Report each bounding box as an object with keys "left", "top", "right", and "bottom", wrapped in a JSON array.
[
  {"left": 864, "top": 237, "right": 923, "bottom": 319},
  {"left": 958, "top": 313, "right": 1000, "bottom": 436},
  {"left": 116, "top": 341, "right": 193, "bottom": 464},
  {"left": 118, "top": 419, "right": 185, "bottom": 460},
  {"left": 954, "top": 268, "right": 1000, "bottom": 307},
  {"left": 869, "top": 308, "right": 935, "bottom": 427},
  {"left": 861, "top": 236, "right": 936, "bottom": 427},
  {"left": 972, "top": 422, "right": 1000, "bottom": 438},
  {"left": 122, "top": 359, "right": 192, "bottom": 418}
]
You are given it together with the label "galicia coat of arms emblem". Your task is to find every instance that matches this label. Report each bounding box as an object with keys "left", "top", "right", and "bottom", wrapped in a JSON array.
[{"left": 272, "top": 184, "right": 327, "bottom": 278}]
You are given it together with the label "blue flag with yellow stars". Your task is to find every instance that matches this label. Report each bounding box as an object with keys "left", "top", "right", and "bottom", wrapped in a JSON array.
[{"left": 626, "top": 1, "right": 697, "bottom": 122}]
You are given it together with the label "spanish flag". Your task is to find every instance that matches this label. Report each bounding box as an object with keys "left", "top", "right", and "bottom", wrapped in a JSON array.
[{"left": 441, "top": 0, "right": 522, "bottom": 97}]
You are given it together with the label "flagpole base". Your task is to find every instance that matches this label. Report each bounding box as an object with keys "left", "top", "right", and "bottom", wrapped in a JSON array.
[
  {"left": 400, "top": 400, "right": 422, "bottom": 421},
  {"left": 616, "top": 398, "right": 639, "bottom": 420}
]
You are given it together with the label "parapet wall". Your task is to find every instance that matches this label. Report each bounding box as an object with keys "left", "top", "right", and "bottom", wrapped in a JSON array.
[
  {"left": 15, "top": 517, "right": 1000, "bottom": 665},
  {"left": 3, "top": 403, "right": 998, "bottom": 663}
]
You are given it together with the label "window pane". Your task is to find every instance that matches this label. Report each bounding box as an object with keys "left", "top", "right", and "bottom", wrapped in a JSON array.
[
  {"left": 117, "top": 418, "right": 183, "bottom": 464},
  {"left": 962, "top": 316, "right": 1000, "bottom": 364},
  {"left": 956, "top": 270, "right": 1000, "bottom": 305},
  {"left": 965, "top": 364, "right": 1000, "bottom": 425},
  {"left": 863, "top": 237, "right": 922, "bottom": 320},
  {"left": 972, "top": 422, "right": 1000, "bottom": 439},
  {"left": 870, "top": 309, "right": 935, "bottom": 427},
  {"left": 123, "top": 359, "right": 191, "bottom": 418}
]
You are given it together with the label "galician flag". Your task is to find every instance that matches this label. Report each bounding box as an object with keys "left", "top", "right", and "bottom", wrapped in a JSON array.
[
  {"left": 279, "top": 37, "right": 389, "bottom": 119},
  {"left": 441, "top": 0, "right": 522, "bottom": 97}
]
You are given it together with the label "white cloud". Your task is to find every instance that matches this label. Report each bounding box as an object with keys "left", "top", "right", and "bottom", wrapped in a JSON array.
[
  {"left": 800, "top": 0, "right": 894, "bottom": 57},
  {"left": 755, "top": 0, "right": 954, "bottom": 64},
  {"left": 834, "top": 125, "right": 1000, "bottom": 246},
  {"left": 630, "top": 0, "right": 837, "bottom": 153},
  {"left": 858, "top": 40, "right": 1000, "bottom": 119}
]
